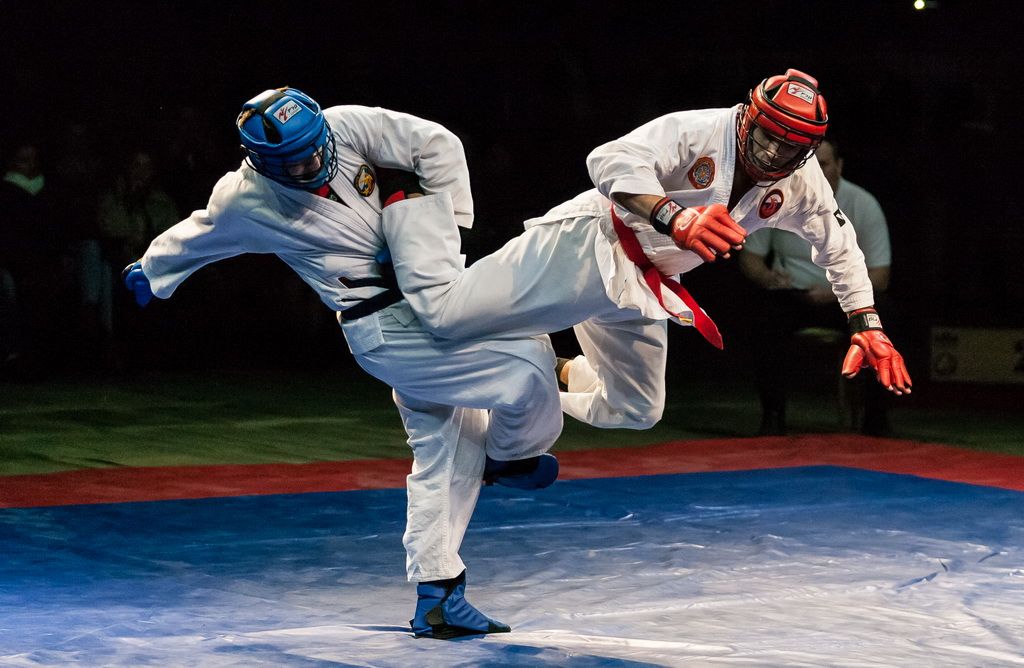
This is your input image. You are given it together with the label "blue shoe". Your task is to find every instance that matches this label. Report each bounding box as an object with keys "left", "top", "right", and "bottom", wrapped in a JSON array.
[
  {"left": 410, "top": 571, "right": 511, "bottom": 639},
  {"left": 483, "top": 454, "right": 559, "bottom": 490}
]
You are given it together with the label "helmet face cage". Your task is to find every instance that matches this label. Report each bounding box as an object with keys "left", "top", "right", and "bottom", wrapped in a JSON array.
[
  {"left": 245, "top": 130, "right": 338, "bottom": 188},
  {"left": 737, "top": 111, "right": 819, "bottom": 182},
  {"left": 237, "top": 88, "right": 339, "bottom": 189},
  {"left": 736, "top": 70, "right": 828, "bottom": 184}
]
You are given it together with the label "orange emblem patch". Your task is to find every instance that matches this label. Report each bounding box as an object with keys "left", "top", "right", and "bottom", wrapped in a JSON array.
[{"left": 687, "top": 157, "right": 715, "bottom": 189}]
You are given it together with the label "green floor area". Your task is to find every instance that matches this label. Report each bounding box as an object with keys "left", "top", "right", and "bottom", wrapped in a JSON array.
[{"left": 2, "top": 369, "right": 1022, "bottom": 476}]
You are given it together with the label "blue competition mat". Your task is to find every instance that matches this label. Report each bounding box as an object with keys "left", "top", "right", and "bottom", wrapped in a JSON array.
[{"left": 2, "top": 467, "right": 1023, "bottom": 666}]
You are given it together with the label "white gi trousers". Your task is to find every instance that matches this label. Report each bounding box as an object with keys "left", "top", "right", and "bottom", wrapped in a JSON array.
[
  {"left": 341, "top": 301, "right": 561, "bottom": 582},
  {"left": 383, "top": 197, "right": 668, "bottom": 431}
]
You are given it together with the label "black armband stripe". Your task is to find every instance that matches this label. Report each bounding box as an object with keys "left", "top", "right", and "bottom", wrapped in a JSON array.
[
  {"left": 848, "top": 308, "right": 883, "bottom": 333},
  {"left": 649, "top": 197, "right": 683, "bottom": 236}
]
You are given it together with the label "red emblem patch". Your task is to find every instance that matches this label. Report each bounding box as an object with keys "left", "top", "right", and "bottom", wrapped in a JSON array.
[
  {"left": 687, "top": 157, "right": 715, "bottom": 189},
  {"left": 758, "top": 189, "right": 784, "bottom": 219}
]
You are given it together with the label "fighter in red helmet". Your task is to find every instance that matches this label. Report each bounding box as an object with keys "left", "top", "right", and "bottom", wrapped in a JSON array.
[
  {"left": 381, "top": 69, "right": 910, "bottom": 437},
  {"left": 737, "top": 69, "right": 829, "bottom": 184}
]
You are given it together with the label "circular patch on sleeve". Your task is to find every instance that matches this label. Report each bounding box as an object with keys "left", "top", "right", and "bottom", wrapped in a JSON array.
[
  {"left": 687, "top": 157, "right": 715, "bottom": 189},
  {"left": 353, "top": 164, "right": 376, "bottom": 197},
  {"left": 758, "top": 189, "right": 784, "bottom": 219}
]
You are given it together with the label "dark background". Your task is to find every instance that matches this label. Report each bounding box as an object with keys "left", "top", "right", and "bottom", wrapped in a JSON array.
[{"left": 3, "top": 0, "right": 1022, "bottom": 385}]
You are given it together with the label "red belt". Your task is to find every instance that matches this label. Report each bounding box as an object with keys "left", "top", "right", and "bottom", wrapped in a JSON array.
[{"left": 611, "top": 207, "right": 723, "bottom": 349}]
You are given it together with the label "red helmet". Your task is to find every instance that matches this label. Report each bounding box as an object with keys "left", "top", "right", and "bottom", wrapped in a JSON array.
[{"left": 737, "top": 69, "right": 829, "bottom": 183}]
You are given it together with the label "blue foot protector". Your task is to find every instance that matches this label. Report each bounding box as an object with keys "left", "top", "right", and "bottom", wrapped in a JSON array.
[
  {"left": 410, "top": 570, "right": 511, "bottom": 639},
  {"left": 483, "top": 454, "right": 559, "bottom": 490}
]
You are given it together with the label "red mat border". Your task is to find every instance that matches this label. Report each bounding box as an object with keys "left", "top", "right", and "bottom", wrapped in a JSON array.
[{"left": 2, "top": 435, "right": 1022, "bottom": 509}]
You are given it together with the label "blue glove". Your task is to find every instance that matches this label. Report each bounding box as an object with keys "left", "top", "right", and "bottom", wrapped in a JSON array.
[{"left": 122, "top": 261, "right": 155, "bottom": 307}]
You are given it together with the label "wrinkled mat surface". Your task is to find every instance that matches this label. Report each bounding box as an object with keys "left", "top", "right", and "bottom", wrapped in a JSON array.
[{"left": 2, "top": 466, "right": 1023, "bottom": 666}]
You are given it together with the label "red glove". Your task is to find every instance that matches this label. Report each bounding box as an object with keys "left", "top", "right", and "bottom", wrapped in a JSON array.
[
  {"left": 841, "top": 307, "right": 912, "bottom": 395},
  {"left": 649, "top": 199, "right": 746, "bottom": 263}
]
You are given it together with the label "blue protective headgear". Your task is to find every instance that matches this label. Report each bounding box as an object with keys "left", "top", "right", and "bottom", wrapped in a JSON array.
[{"left": 236, "top": 87, "right": 338, "bottom": 189}]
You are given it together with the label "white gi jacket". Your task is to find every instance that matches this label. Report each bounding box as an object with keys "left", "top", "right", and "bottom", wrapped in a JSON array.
[
  {"left": 745, "top": 176, "right": 891, "bottom": 290},
  {"left": 527, "top": 105, "right": 874, "bottom": 316},
  {"left": 142, "top": 105, "right": 474, "bottom": 354}
]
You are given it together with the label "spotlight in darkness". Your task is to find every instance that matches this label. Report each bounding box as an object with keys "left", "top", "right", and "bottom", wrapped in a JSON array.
[{"left": 913, "top": 0, "right": 939, "bottom": 8}]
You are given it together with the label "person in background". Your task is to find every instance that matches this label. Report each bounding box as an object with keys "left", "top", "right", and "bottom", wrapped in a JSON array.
[
  {"left": 738, "top": 137, "right": 894, "bottom": 435},
  {"left": 52, "top": 123, "right": 107, "bottom": 368},
  {"left": 0, "top": 142, "right": 68, "bottom": 376},
  {"left": 99, "top": 150, "right": 181, "bottom": 265},
  {"left": 97, "top": 150, "right": 180, "bottom": 366}
]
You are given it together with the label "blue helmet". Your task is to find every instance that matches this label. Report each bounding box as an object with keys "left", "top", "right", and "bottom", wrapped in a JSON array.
[{"left": 236, "top": 87, "right": 338, "bottom": 189}]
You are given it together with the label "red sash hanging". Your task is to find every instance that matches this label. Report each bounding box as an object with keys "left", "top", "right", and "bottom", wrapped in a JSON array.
[{"left": 610, "top": 207, "right": 724, "bottom": 349}]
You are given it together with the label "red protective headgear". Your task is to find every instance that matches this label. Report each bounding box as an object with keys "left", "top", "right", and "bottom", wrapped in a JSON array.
[{"left": 737, "top": 69, "right": 829, "bottom": 183}]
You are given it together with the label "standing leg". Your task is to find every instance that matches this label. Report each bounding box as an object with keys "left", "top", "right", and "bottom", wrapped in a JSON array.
[
  {"left": 392, "top": 391, "right": 511, "bottom": 638},
  {"left": 393, "top": 391, "right": 487, "bottom": 583},
  {"left": 384, "top": 335, "right": 563, "bottom": 581},
  {"left": 348, "top": 305, "right": 563, "bottom": 637}
]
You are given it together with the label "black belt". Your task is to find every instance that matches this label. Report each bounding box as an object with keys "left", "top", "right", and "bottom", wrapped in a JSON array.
[
  {"left": 339, "top": 266, "right": 403, "bottom": 321},
  {"left": 340, "top": 287, "right": 403, "bottom": 320}
]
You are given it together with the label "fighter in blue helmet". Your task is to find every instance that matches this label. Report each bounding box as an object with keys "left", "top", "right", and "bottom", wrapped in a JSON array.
[{"left": 123, "top": 87, "right": 561, "bottom": 639}]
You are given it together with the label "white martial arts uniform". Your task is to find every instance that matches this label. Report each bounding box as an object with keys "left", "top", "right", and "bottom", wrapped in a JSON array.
[
  {"left": 744, "top": 175, "right": 891, "bottom": 290},
  {"left": 139, "top": 106, "right": 562, "bottom": 582},
  {"left": 385, "top": 105, "right": 873, "bottom": 429}
]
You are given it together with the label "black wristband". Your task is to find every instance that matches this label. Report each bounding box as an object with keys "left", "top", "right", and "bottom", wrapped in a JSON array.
[
  {"left": 649, "top": 197, "right": 685, "bottom": 236},
  {"left": 848, "top": 308, "right": 883, "bottom": 334}
]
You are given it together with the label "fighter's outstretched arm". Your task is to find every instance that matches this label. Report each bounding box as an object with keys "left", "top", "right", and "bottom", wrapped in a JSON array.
[{"left": 122, "top": 177, "right": 251, "bottom": 306}]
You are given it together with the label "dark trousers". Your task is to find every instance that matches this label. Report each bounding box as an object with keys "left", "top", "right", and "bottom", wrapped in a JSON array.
[{"left": 747, "top": 289, "right": 892, "bottom": 435}]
